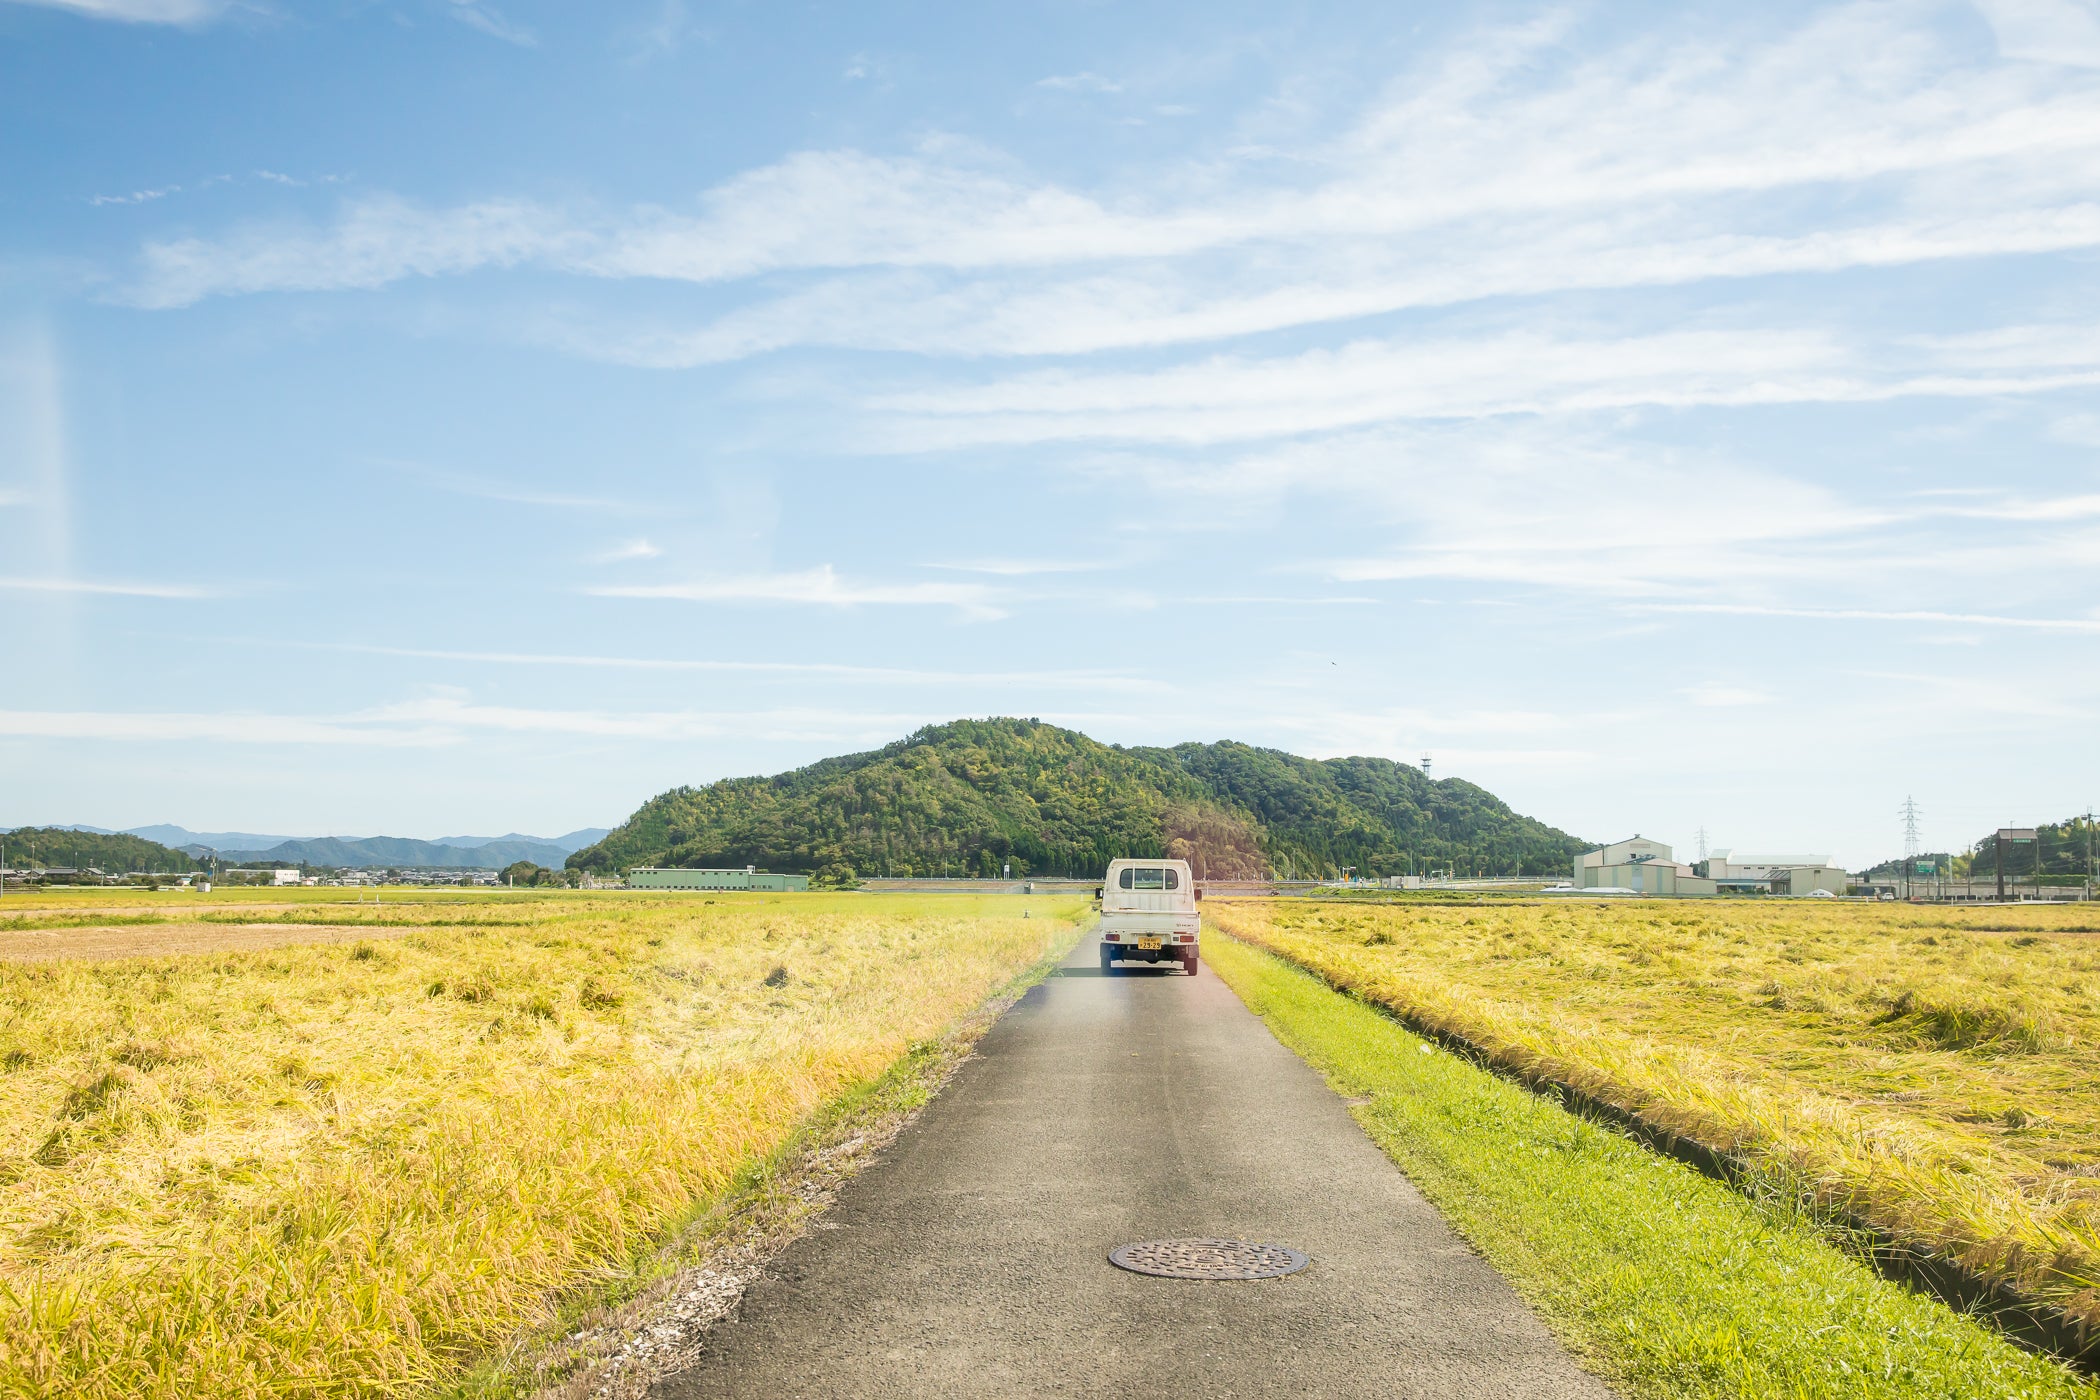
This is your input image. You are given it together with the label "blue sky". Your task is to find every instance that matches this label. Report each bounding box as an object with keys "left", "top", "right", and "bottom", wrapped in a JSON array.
[{"left": 3, "top": 0, "right": 2098, "bottom": 867}]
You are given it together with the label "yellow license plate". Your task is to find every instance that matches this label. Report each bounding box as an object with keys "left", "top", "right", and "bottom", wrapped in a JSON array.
[{"left": 1138, "top": 936, "right": 1163, "bottom": 950}]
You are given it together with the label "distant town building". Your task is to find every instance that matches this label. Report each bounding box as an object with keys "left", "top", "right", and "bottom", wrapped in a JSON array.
[{"left": 627, "top": 867, "right": 810, "bottom": 892}]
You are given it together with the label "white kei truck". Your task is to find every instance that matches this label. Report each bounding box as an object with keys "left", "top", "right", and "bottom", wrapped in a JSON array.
[{"left": 1097, "top": 857, "right": 1201, "bottom": 975}]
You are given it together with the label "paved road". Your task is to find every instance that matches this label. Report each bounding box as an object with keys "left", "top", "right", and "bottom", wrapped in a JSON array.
[{"left": 655, "top": 940, "right": 1613, "bottom": 1399}]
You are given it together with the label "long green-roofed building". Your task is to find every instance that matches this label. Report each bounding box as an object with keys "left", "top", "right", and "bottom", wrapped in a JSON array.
[{"left": 627, "top": 867, "right": 809, "bottom": 891}]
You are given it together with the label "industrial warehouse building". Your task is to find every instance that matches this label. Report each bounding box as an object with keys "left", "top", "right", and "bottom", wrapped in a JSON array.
[
  {"left": 1574, "top": 838, "right": 1846, "bottom": 896},
  {"left": 626, "top": 867, "right": 810, "bottom": 891},
  {"left": 1699, "top": 850, "right": 1847, "bottom": 896},
  {"left": 1574, "top": 837, "right": 1715, "bottom": 894}
]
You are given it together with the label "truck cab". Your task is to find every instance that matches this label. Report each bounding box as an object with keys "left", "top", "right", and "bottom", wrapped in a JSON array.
[{"left": 1098, "top": 858, "right": 1200, "bottom": 975}]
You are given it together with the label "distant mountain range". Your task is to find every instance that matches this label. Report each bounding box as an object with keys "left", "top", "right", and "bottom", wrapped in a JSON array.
[{"left": 3, "top": 824, "right": 611, "bottom": 870}]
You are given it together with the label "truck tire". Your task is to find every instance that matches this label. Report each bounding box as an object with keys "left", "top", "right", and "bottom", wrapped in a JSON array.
[
  {"left": 1184, "top": 952, "right": 1200, "bottom": 977},
  {"left": 1099, "top": 944, "right": 1115, "bottom": 974}
]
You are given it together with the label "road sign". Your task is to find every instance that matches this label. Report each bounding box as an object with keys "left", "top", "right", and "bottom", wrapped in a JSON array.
[
  {"left": 1914, "top": 861, "right": 1935, "bottom": 875},
  {"left": 1999, "top": 828, "right": 2038, "bottom": 842}
]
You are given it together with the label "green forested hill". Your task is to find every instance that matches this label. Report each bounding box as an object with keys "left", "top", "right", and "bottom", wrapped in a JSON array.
[
  {"left": 568, "top": 718, "right": 1586, "bottom": 882},
  {"left": 0, "top": 827, "right": 201, "bottom": 874}
]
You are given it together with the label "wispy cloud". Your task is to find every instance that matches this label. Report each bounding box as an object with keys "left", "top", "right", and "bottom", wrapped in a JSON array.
[
  {"left": 1637, "top": 602, "right": 2100, "bottom": 633},
  {"left": 1036, "top": 71, "right": 1123, "bottom": 93},
  {"left": 391, "top": 461, "right": 643, "bottom": 513},
  {"left": 859, "top": 323, "right": 2100, "bottom": 451},
  {"left": 1680, "top": 683, "right": 1776, "bottom": 708},
  {"left": 90, "top": 186, "right": 180, "bottom": 207},
  {"left": 113, "top": 3, "right": 2100, "bottom": 375},
  {"left": 6, "top": 0, "right": 230, "bottom": 24},
  {"left": 1057, "top": 418, "right": 2100, "bottom": 609},
  {"left": 0, "top": 709, "right": 445, "bottom": 746},
  {"left": 924, "top": 555, "right": 1119, "bottom": 576},
  {"left": 130, "top": 197, "right": 571, "bottom": 310},
  {"left": 284, "top": 640, "right": 1169, "bottom": 690},
  {"left": 0, "top": 576, "right": 215, "bottom": 598},
  {"left": 588, "top": 566, "right": 1004, "bottom": 619},
  {"left": 445, "top": 0, "right": 535, "bottom": 46},
  {"left": 591, "top": 538, "right": 662, "bottom": 562},
  {"left": 0, "top": 694, "right": 961, "bottom": 747},
  {"left": 617, "top": 0, "right": 700, "bottom": 62},
  {"left": 1975, "top": 0, "right": 2100, "bottom": 68}
]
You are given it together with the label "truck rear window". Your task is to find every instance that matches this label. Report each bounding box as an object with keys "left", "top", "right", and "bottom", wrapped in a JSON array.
[{"left": 1117, "top": 867, "right": 1178, "bottom": 890}]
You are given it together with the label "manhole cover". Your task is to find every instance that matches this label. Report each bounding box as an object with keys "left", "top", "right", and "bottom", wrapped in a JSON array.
[{"left": 1107, "top": 1238, "right": 1310, "bottom": 1280}]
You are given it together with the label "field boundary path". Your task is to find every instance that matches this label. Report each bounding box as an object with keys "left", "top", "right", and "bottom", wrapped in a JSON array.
[{"left": 652, "top": 940, "right": 1611, "bottom": 1398}]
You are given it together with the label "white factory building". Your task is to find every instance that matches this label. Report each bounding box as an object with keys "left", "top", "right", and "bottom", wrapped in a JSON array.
[
  {"left": 1574, "top": 838, "right": 1846, "bottom": 897},
  {"left": 1699, "top": 850, "right": 1847, "bottom": 897}
]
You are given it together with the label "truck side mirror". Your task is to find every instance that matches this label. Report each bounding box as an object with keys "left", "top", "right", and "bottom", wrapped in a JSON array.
[
  {"left": 1094, "top": 886, "right": 1103, "bottom": 899},
  {"left": 1195, "top": 888, "right": 1204, "bottom": 901}
]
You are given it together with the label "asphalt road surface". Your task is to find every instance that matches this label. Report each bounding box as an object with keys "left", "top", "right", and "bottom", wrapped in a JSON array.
[{"left": 655, "top": 938, "right": 1613, "bottom": 1399}]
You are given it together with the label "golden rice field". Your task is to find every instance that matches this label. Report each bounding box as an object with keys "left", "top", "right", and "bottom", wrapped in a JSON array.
[
  {"left": 1209, "top": 896, "right": 2100, "bottom": 1329},
  {"left": 0, "top": 887, "right": 1083, "bottom": 1399}
]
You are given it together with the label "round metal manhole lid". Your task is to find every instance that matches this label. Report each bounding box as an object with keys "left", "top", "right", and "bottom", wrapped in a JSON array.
[{"left": 1107, "top": 1238, "right": 1310, "bottom": 1281}]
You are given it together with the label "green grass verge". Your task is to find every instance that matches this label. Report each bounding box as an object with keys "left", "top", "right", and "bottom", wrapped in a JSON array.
[{"left": 1206, "top": 933, "right": 2100, "bottom": 1400}]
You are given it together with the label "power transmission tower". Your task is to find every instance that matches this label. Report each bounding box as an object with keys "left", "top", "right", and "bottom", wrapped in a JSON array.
[
  {"left": 1696, "top": 825, "right": 1709, "bottom": 862},
  {"left": 1898, "top": 796, "right": 1923, "bottom": 898},
  {"left": 1420, "top": 752, "right": 1433, "bottom": 780}
]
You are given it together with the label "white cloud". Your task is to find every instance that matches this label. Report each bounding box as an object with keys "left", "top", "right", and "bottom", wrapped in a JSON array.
[
  {"left": 0, "top": 696, "right": 949, "bottom": 748},
  {"left": 131, "top": 197, "right": 572, "bottom": 310},
  {"left": 1039, "top": 417, "right": 2100, "bottom": 609},
  {"left": 618, "top": 0, "right": 699, "bottom": 62},
  {"left": 859, "top": 323, "right": 2100, "bottom": 451},
  {"left": 1680, "top": 684, "right": 1776, "bottom": 708},
  {"left": 924, "top": 555, "right": 1120, "bottom": 575},
  {"left": 0, "top": 709, "right": 441, "bottom": 746},
  {"left": 592, "top": 538, "right": 662, "bottom": 562},
  {"left": 1974, "top": 0, "right": 2100, "bottom": 67},
  {"left": 288, "top": 640, "right": 1169, "bottom": 691},
  {"left": 4, "top": 0, "right": 229, "bottom": 23},
  {"left": 393, "top": 461, "right": 643, "bottom": 512},
  {"left": 1637, "top": 602, "right": 2100, "bottom": 632},
  {"left": 120, "top": 2, "right": 2100, "bottom": 353},
  {"left": 0, "top": 575, "right": 214, "bottom": 598},
  {"left": 1037, "top": 71, "right": 1123, "bottom": 93},
  {"left": 446, "top": 0, "right": 535, "bottom": 46},
  {"left": 587, "top": 565, "right": 1004, "bottom": 619},
  {"left": 90, "top": 186, "right": 179, "bottom": 207}
]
